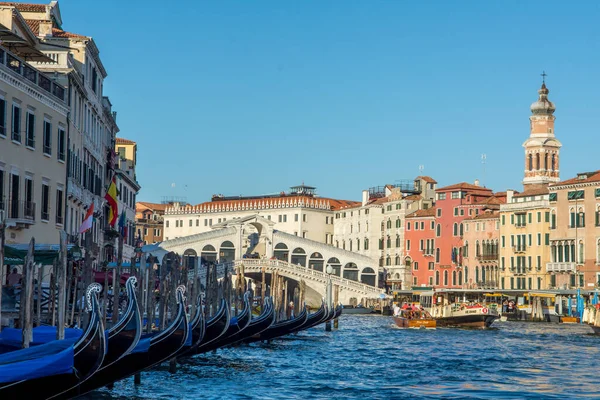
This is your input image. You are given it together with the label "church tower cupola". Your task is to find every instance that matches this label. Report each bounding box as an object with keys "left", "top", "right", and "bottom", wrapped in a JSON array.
[{"left": 522, "top": 73, "right": 562, "bottom": 187}]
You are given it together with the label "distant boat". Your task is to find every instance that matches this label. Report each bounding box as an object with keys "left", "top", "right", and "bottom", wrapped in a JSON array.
[
  {"left": 433, "top": 303, "right": 499, "bottom": 329},
  {"left": 341, "top": 305, "right": 373, "bottom": 315},
  {"left": 392, "top": 309, "right": 436, "bottom": 329}
]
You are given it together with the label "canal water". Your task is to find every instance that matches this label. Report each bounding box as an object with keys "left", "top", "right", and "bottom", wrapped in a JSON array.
[{"left": 86, "top": 316, "right": 600, "bottom": 399}]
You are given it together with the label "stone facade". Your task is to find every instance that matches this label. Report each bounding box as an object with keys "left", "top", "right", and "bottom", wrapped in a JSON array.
[
  {"left": 136, "top": 202, "right": 167, "bottom": 245},
  {"left": 462, "top": 210, "right": 500, "bottom": 289},
  {"left": 548, "top": 171, "right": 600, "bottom": 289}
]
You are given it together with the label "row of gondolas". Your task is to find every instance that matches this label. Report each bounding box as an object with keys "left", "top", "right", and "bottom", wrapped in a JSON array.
[{"left": 0, "top": 277, "right": 342, "bottom": 400}]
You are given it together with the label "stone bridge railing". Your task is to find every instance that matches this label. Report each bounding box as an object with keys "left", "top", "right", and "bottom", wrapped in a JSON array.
[{"left": 190, "top": 259, "right": 386, "bottom": 298}]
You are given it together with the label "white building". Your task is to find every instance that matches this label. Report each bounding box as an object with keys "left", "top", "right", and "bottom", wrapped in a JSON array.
[
  {"left": 333, "top": 176, "right": 437, "bottom": 287},
  {"left": 0, "top": 4, "right": 68, "bottom": 246},
  {"left": 164, "top": 184, "right": 359, "bottom": 248}
]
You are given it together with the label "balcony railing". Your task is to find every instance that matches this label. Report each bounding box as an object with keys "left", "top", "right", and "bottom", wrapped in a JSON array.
[
  {"left": 55, "top": 214, "right": 64, "bottom": 225},
  {"left": 477, "top": 254, "right": 499, "bottom": 261},
  {"left": 6, "top": 200, "right": 36, "bottom": 221},
  {"left": 546, "top": 262, "right": 577, "bottom": 273},
  {"left": 0, "top": 48, "right": 66, "bottom": 102},
  {"left": 513, "top": 246, "right": 527, "bottom": 253}
]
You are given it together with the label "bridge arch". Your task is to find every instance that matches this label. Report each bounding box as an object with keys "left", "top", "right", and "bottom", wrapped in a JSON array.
[
  {"left": 291, "top": 247, "right": 307, "bottom": 267},
  {"left": 361, "top": 267, "right": 376, "bottom": 286},
  {"left": 327, "top": 257, "right": 341, "bottom": 277},
  {"left": 309, "top": 252, "right": 324, "bottom": 272},
  {"left": 219, "top": 240, "right": 235, "bottom": 262},
  {"left": 183, "top": 249, "right": 197, "bottom": 270},
  {"left": 343, "top": 262, "right": 359, "bottom": 281},
  {"left": 274, "top": 243, "right": 289, "bottom": 261},
  {"left": 201, "top": 244, "right": 217, "bottom": 264}
]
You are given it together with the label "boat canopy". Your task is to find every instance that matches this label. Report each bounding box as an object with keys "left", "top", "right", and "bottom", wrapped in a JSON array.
[
  {"left": 0, "top": 338, "right": 77, "bottom": 383},
  {"left": 0, "top": 326, "right": 83, "bottom": 348}
]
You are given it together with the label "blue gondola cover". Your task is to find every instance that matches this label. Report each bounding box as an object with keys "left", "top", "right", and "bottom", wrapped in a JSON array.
[
  {"left": 0, "top": 326, "right": 83, "bottom": 349},
  {"left": 0, "top": 338, "right": 76, "bottom": 383},
  {"left": 131, "top": 337, "right": 151, "bottom": 354}
]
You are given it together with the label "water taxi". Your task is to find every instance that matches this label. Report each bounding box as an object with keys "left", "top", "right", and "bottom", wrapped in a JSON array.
[
  {"left": 392, "top": 309, "right": 436, "bottom": 329},
  {"left": 432, "top": 303, "right": 499, "bottom": 328}
]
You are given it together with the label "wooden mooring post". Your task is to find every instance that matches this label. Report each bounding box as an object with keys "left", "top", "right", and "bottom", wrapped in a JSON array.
[
  {"left": 333, "top": 284, "right": 339, "bottom": 329},
  {"left": 20, "top": 238, "right": 35, "bottom": 347},
  {"left": 57, "top": 231, "right": 67, "bottom": 339},
  {"left": 0, "top": 210, "right": 5, "bottom": 332}
]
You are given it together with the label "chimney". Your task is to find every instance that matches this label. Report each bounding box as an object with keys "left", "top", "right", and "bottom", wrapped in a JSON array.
[
  {"left": 506, "top": 190, "right": 514, "bottom": 203},
  {"left": 474, "top": 179, "right": 480, "bottom": 187},
  {"left": 362, "top": 190, "right": 369, "bottom": 206},
  {"left": 38, "top": 20, "right": 52, "bottom": 38}
]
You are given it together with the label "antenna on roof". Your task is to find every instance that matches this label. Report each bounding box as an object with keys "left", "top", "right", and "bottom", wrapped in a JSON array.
[
  {"left": 419, "top": 165, "right": 424, "bottom": 175},
  {"left": 481, "top": 154, "right": 487, "bottom": 188}
]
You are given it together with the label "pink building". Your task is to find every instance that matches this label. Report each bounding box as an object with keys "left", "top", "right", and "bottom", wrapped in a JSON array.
[
  {"left": 405, "top": 208, "right": 436, "bottom": 288},
  {"left": 433, "top": 182, "right": 495, "bottom": 288}
]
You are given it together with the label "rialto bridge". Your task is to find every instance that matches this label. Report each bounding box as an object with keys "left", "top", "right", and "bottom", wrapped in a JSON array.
[{"left": 141, "top": 215, "right": 386, "bottom": 306}]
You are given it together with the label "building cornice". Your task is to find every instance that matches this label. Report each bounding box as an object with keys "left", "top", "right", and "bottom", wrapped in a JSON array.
[
  {"left": 0, "top": 64, "right": 68, "bottom": 115},
  {"left": 549, "top": 181, "right": 600, "bottom": 191}
]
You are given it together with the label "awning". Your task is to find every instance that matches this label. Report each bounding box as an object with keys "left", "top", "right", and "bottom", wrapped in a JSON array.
[
  {"left": 106, "top": 262, "right": 141, "bottom": 268},
  {"left": 528, "top": 293, "right": 556, "bottom": 299},
  {"left": 3, "top": 243, "right": 75, "bottom": 265},
  {"left": 484, "top": 293, "right": 508, "bottom": 297}
]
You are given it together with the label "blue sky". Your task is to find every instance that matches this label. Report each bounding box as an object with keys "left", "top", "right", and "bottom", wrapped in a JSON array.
[{"left": 58, "top": 0, "right": 600, "bottom": 203}]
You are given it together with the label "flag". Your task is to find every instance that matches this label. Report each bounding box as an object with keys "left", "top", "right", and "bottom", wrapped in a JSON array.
[
  {"left": 118, "top": 210, "right": 126, "bottom": 237},
  {"left": 79, "top": 203, "right": 94, "bottom": 234},
  {"left": 105, "top": 175, "right": 118, "bottom": 227}
]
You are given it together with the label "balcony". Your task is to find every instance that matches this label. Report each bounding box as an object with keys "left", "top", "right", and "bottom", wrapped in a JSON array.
[
  {"left": 4, "top": 200, "right": 36, "bottom": 227},
  {"left": 546, "top": 262, "right": 576, "bottom": 273},
  {"left": 0, "top": 48, "right": 66, "bottom": 102},
  {"left": 421, "top": 249, "right": 434, "bottom": 257},
  {"left": 513, "top": 246, "right": 527, "bottom": 253},
  {"left": 477, "top": 254, "right": 499, "bottom": 262},
  {"left": 515, "top": 223, "right": 527, "bottom": 228}
]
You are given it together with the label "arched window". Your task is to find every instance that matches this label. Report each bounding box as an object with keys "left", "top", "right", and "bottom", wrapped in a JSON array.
[
  {"left": 458, "top": 271, "right": 463, "bottom": 286},
  {"left": 219, "top": 241, "right": 235, "bottom": 262},
  {"left": 360, "top": 267, "right": 376, "bottom": 286},
  {"left": 364, "top": 238, "right": 369, "bottom": 250},
  {"left": 291, "top": 247, "right": 307, "bottom": 267},
  {"left": 349, "top": 240, "right": 353, "bottom": 251},
  {"left": 387, "top": 219, "right": 392, "bottom": 229},
  {"left": 396, "top": 218, "right": 401, "bottom": 228},
  {"left": 395, "top": 235, "right": 400, "bottom": 247},
  {"left": 544, "top": 152, "right": 549, "bottom": 170},
  {"left": 528, "top": 153, "right": 533, "bottom": 171},
  {"left": 535, "top": 153, "right": 540, "bottom": 170},
  {"left": 435, "top": 248, "right": 440, "bottom": 263},
  {"left": 551, "top": 154, "right": 556, "bottom": 171},
  {"left": 476, "top": 241, "right": 481, "bottom": 257},
  {"left": 356, "top": 238, "right": 360, "bottom": 251},
  {"left": 386, "top": 256, "right": 391, "bottom": 266},
  {"left": 379, "top": 257, "right": 384, "bottom": 267},
  {"left": 475, "top": 267, "right": 480, "bottom": 283},
  {"left": 464, "top": 266, "right": 469, "bottom": 284},
  {"left": 436, "top": 224, "right": 441, "bottom": 237},
  {"left": 579, "top": 241, "right": 584, "bottom": 264},
  {"left": 459, "top": 223, "right": 464, "bottom": 236},
  {"left": 453, "top": 223, "right": 458, "bottom": 236},
  {"left": 443, "top": 270, "right": 448, "bottom": 286},
  {"left": 343, "top": 263, "right": 359, "bottom": 281},
  {"left": 378, "top": 239, "right": 383, "bottom": 250},
  {"left": 435, "top": 271, "right": 440, "bottom": 285},
  {"left": 381, "top": 222, "right": 385, "bottom": 231},
  {"left": 452, "top": 271, "right": 457, "bottom": 286},
  {"left": 464, "top": 241, "right": 469, "bottom": 257},
  {"left": 342, "top": 240, "right": 346, "bottom": 250},
  {"left": 386, "top": 236, "right": 391, "bottom": 248},
  {"left": 395, "top": 255, "right": 401, "bottom": 265}
]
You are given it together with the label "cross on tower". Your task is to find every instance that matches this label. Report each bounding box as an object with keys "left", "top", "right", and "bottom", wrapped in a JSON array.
[{"left": 541, "top": 71, "right": 547, "bottom": 84}]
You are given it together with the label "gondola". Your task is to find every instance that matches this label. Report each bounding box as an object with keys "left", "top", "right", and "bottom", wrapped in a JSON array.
[
  {"left": 188, "top": 298, "right": 230, "bottom": 354},
  {"left": 197, "top": 293, "right": 251, "bottom": 353},
  {"left": 227, "top": 297, "right": 275, "bottom": 345},
  {"left": 0, "top": 283, "right": 106, "bottom": 400},
  {"left": 294, "top": 301, "right": 327, "bottom": 333},
  {"left": 73, "top": 285, "right": 189, "bottom": 397},
  {"left": 60, "top": 277, "right": 142, "bottom": 399},
  {"left": 333, "top": 304, "right": 343, "bottom": 319},
  {"left": 245, "top": 304, "right": 309, "bottom": 343},
  {"left": 99, "top": 276, "right": 142, "bottom": 368},
  {"left": 174, "top": 294, "right": 205, "bottom": 358}
]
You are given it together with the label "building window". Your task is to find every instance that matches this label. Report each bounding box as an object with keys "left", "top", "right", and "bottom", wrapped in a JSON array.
[
  {"left": 436, "top": 224, "right": 441, "bottom": 237},
  {"left": 295, "top": 214, "right": 298, "bottom": 222},
  {"left": 453, "top": 223, "right": 458, "bottom": 236},
  {"left": 364, "top": 238, "right": 369, "bottom": 250},
  {"left": 406, "top": 240, "right": 411, "bottom": 251},
  {"left": 396, "top": 235, "right": 401, "bottom": 248},
  {"left": 435, "top": 248, "right": 440, "bottom": 263},
  {"left": 166, "top": 221, "right": 169, "bottom": 228},
  {"left": 428, "top": 262, "right": 434, "bottom": 270},
  {"left": 43, "top": 120, "right": 52, "bottom": 155},
  {"left": 435, "top": 271, "right": 440, "bottom": 285},
  {"left": 11, "top": 103, "right": 21, "bottom": 142},
  {"left": 25, "top": 111, "right": 35, "bottom": 148},
  {"left": 0, "top": 97, "right": 6, "bottom": 137},
  {"left": 303, "top": 214, "right": 306, "bottom": 222},
  {"left": 57, "top": 127, "right": 65, "bottom": 161},
  {"left": 55, "top": 188, "right": 63, "bottom": 224},
  {"left": 436, "top": 208, "right": 442, "bottom": 217},
  {"left": 189, "top": 219, "right": 192, "bottom": 227},
  {"left": 41, "top": 183, "right": 50, "bottom": 221}
]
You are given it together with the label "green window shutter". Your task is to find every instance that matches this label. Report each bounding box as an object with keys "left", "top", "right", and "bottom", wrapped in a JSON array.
[
  {"left": 537, "top": 255, "right": 541, "bottom": 269},
  {"left": 596, "top": 188, "right": 600, "bottom": 198},
  {"left": 510, "top": 214, "right": 514, "bottom": 224},
  {"left": 528, "top": 234, "right": 532, "bottom": 246},
  {"left": 528, "top": 213, "right": 532, "bottom": 223},
  {"left": 596, "top": 211, "right": 600, "bottom": 227},
  {"left": 545, "top": 233, "right": 550, "bottom": 245},
  {"left": 549, "top": 193, "right": 557, "bottom": 202},
  {"left": 537, "top": 212, "right": 541, "bottom": 222},
  {"left": 545, "top": 212, "right": 550, "bottom": 222},
  {"left": 570, "top": 212, "right": 575, "bottom": 228},
  {"left": 502, "top": 215, "right": 505, "bottom": 225}
]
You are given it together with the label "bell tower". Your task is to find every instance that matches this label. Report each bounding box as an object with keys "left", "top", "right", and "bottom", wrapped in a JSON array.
[{"left": 522, "top": 73, "right": 562, "bottom": 187}]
